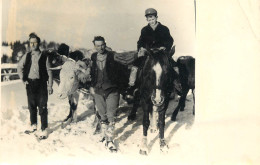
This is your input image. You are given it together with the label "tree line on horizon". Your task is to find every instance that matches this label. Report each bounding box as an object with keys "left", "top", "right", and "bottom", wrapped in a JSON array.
[{"left": 1, "top": 40, "right": 61, "bottom": 64}]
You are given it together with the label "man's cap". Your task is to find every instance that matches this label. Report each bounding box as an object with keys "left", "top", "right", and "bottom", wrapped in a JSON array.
[{"left": 145, "top": 8, "right": 157, "bottom": 17}]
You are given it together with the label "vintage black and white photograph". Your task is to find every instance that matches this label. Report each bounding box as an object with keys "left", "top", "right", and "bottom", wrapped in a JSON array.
[{"left": 1, "top": 0, "right": 260, "bottom": 164}]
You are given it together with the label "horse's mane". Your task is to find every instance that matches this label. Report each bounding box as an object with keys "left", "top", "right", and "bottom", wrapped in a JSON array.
[
  {"left": 143, "top": 49, "right": 171, "bottom": 75},
  {"left": 140, "top": 49, "right": 172, "bottom": 99}
]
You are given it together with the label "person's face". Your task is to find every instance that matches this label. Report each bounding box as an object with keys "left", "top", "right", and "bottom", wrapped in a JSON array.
[
  {"left": 146, "top": 15, "right": 158, "bottom": 26},
  {"left": 29, "top": 38, "right": 39, "bottom": 51},
  {"left": 94, "top": 40, "right": 106, "bottom": 54}
]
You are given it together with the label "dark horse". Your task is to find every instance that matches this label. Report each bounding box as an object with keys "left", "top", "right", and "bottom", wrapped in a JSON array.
[
  {"left": 171, "top": 56, "right": 195, "bottom": 121},
  {"left": 138, "top": 49, "right": 175, "bottom": 155}
]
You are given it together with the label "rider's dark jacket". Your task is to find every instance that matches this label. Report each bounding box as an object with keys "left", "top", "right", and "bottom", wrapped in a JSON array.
[{"left": 137, "top": 22, "right": 174, "bottom": 52}]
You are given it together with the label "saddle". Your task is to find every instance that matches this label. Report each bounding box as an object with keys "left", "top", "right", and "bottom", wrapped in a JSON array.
[{"left": 114, "top": 51, "right": 138, "bottom": 65}]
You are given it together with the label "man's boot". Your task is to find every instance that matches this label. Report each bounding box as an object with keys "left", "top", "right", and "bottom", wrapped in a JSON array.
[
  {"left": 100, "top": 120, "right": 108, "bottom": 143},
  {"left": 24, "top": 124, "right": 37, "bottom": 134},
  {"left": 106, "top": 122, "right": 117, "bottom": 152},
  {"left": 38, "top": 129, "right": 48, "bottom": 140}
]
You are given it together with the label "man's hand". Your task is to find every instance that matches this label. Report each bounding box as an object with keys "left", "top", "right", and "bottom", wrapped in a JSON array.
[
  {"left": 159, "top": 47, "right": 166, "bottom": 51},
  {"left": 48, "top": 86, "right": 53, "bottom": 95},
  {"left": 23, "top": 81, "right": 29, "bottom": 85},
  {"left": 89, "top": 87, "right": 95, "bottom": 95}
]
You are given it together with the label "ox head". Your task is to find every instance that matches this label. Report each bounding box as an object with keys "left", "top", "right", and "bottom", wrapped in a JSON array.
[{"left": 51, "top": 59, "right": 91, "bottom": 99}]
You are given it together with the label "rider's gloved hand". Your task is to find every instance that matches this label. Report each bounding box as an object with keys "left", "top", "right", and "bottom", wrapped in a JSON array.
[{"left": 159, "top": 47, "right": 166, "bottom": 51}]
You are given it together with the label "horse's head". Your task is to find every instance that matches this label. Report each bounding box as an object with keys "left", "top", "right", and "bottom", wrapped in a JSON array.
[{"left": 141, "top": 48, "right": 172, "bottom": 107}]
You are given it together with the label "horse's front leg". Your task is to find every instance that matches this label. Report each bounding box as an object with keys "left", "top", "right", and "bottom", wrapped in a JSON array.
[
  {"left": 171, "top": 87, "right": 189, "bottom": 121},
  {"left": 179, "top": 86, "right": 189, "bottom": 111},
  {"left": 158, "top": 109, "right": 168, "bottom": 154},
  {"left": 150, "top": 106, "right": 158, "bottom": 133},
  {"left": 139, "top": 103, "right": 150, "bottom": 155},
  {"left": 192, "top": 88, "right": 195, "bottom": 115}
]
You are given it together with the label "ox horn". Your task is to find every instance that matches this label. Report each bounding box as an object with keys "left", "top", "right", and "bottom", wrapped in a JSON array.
[
  {"left": 58, "top": 54, "right": 69, "bottom": 62},
  {"left": 54, "top": 52, "right": 69, "bottom": 63},
  {"left": 50, "top": 65, "right": 62, "bottom": 70}
]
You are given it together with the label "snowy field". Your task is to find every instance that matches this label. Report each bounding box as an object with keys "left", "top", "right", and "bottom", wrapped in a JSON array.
[
  {"left": 1, "top": 80, "right": 260, "bottom": 165},
  {"left": 0, "top": 80, "right": 198, "bottom": 164}
]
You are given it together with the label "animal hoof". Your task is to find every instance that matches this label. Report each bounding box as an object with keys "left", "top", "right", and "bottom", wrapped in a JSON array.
[
  {"left": 160, "top": 139, "right": 169, "bottom": 154},
  {"left": 127, "top": 113, "right": 136, "bottom": 121},
  {"left": 139, "top": 149, "right": 148, "bottom": 155},
  {"left": 171, "top": 116, "right": 176, "bottom": 121},
  {"left": 109, "top": 148, "right": 117, "bottom": 153},
  {"left": 160, "top": 147, "right": 169, "bottom": 154}
]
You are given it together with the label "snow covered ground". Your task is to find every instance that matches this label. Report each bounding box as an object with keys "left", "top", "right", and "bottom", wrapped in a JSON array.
[
  {"left": 1, "top": 0, "right": 260, "bottom": 163},
  {"left": 0, "top": 80, "right": 197, "bottom": 164},
  {"left": 1, "top": 80, "right": 260, "bottom": 165}
]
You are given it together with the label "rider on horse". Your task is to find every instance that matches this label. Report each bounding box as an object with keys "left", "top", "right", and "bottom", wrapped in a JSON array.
[{"left": 126, "top": 8, "right": 179, "bottom": 95}]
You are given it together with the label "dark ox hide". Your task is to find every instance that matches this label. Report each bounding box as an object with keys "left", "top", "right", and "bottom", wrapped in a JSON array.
[
  {"left": 171, "top": 56, "right": 195, "bottom": 121},
  {"left": 138, "top": 49, "right": 175, "bottom": 155},
  {"left": 46, "top": 50, "right": 65, "bottom": 82}
]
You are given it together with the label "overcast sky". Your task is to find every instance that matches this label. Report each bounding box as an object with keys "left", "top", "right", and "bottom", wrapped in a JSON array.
[{"left": 2, "top": 0, "right": 195, "bottom": 54}]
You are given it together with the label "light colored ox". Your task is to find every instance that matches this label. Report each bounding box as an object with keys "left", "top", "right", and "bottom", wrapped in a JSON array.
[{"left": 51, "top": 58, "right": 91, "bottom": 124}]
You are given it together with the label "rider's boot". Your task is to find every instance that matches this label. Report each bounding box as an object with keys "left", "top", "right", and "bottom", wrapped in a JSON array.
[{"left": 125, "top": 66, "right": 138, "bottom": 96}]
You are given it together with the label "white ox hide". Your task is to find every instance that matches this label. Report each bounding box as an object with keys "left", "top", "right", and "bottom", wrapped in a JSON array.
[{"left": 53, "top": 59, "right": 90, "bottom": 123}]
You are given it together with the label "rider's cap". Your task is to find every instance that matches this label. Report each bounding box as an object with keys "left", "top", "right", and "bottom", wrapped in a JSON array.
[{"left": 145, "top": 8, "right": 157, "bottom": 17}]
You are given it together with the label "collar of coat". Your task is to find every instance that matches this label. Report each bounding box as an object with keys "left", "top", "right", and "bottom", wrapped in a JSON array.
[{"left": 148, "top": 22, "right": 161, "bottom": 31}]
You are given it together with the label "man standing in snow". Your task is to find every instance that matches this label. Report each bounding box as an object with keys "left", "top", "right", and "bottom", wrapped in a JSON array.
[
  {"left": 17, "top": 33, "right": 53, "bottom": 140},
  {"left": 89, "top": 36, "right": 120, "bottom": 152}
]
